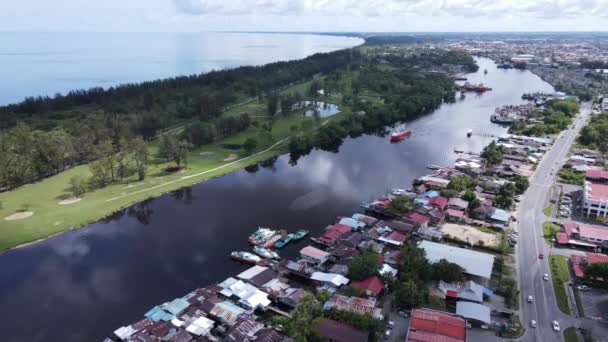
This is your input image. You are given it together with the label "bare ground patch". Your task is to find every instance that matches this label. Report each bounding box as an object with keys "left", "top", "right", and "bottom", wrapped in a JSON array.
[
  {"left": 222, "top": 153, "right": 239, "bottom": 162},
  {"left": 58, "top": 197, "right": 82, "bottom": 205},
  {"left": 5, "top": 211, "right": 34, "bottom": 221},
  {"left": 441, "top": 223, "right": 500, "bottom": 247}
]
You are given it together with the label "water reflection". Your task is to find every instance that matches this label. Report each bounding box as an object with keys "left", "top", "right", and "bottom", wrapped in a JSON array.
[{"left": 0, "top": 58, "right": 555, "bottom": 342}]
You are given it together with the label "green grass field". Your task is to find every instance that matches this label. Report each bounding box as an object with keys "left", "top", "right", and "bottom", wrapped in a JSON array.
[
  {"left": 563, "top": 327, "right": 578, "bottom": 342},
  {"left": 549, "top": 255, "right": 571, "bottom": 315},
  {"left": 543, "top": 203, "right": 554, "bottom": 217},
  {"left": 0, "top": 78, "right": 354, "bottom": 252}
]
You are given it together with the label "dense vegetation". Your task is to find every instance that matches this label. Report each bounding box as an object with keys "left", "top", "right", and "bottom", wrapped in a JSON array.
[
  {"left": 0, "top": 49, "right": 359, "bottom": 190},
  {"left": 579, "top": 111, "right": 608, "bottom": 152},
  {"left": 509, "top": 99, "right": 580, "bottom": 136}
]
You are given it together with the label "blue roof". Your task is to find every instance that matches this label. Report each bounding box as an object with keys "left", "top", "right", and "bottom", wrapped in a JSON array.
[
  {"left": 490, "top": 209, "right": 510, "bottom": 222},
  {"left": 483, "top": 287, "right": 494, "bottom": 297},
  {"left": 145, "top": 306, "right": 175, "bottom": 322},
  {"left": 163, "top": 298, "right": 190, "bottom": 315},
  {"left": 339, "top": 217, "right": 364, "bottom": 229},
  {"left": 415, "top": 198, "right": 430, "bottom": 206},
  {"left": 144, "top": 306, "right": 161, "bottom": 318},
  {"left": 424, "top": 190, "right": 440, "bottom": 198}
]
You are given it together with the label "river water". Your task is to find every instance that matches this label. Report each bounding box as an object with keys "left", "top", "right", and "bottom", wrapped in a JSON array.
[
  {"left": 0, "top": 32, "right": 362, "bottom": 105},
  {"left": 0, "top": 57, "right": 553, "bottom": 341}
]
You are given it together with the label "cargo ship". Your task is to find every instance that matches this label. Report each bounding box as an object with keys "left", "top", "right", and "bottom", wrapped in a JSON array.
[
  {"left": 231, "top": 251, "right": 262, "bottom": 265},
  {"left": 461, "top": 82, "right": 492, "bottom": 93},
  {"left": 389, "top": 129, "right": 413, "bottom": 142},
  {"left": 253, "top": 246, "right": 280, "bottom": 259}
]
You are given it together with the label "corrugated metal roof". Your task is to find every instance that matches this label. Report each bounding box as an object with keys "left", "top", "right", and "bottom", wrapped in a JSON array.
[
  {"left": 419, "top": 241, "right": 495, "bottom": 279},
  {"left": 456, "top": 301, "right": 491, "bottom": 324}
]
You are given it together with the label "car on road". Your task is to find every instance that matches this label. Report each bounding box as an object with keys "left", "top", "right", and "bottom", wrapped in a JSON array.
[
  {"left": 528, "top": 295, "right": 534, "bottom": 303},
  {"left": 539, "top": 253, "right": 544, "bottom": 259},
  {"left": 388, "top": 321, "right": 395, "bottom": 328},
  {"left": 530, "top": 320, "right": 537, "bottom": 328},
  {"left": 577, "top": 285, "right": 591, "bottom": 291},
  {"left": 384, "top": 329, "right": 391, "bottom": 338},
  {"left": 552, "top": 320, "right": 561, "bottom": 332},
  {"left": 398, "top": 311, "right": 409, "bottom": 318},
  {"left": 543, "top": 273, "right": 549, "bottom": 281}
]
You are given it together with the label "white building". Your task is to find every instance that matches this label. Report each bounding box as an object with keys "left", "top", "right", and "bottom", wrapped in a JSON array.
[
  {"left": 583, "top": 180, "right": 608, "bottom": 218},
  {"left": 418, "top": 241, "right": 495, "bottom": 279}
]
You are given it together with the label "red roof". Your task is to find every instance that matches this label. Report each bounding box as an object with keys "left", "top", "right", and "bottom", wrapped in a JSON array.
[
  {"left": 446, "top": 209, "right": 465, "bottom": 218},
  {"left": 319, "top": 224, "right": 351, "bottom": 243},
  {"left": 446, "top": 290, "right": 459, "bottom": 298},
  {"left": 586, "top": 181, "right": 608, "bottom": 201},
  {"left": 404, "top": 212, "right": 429, "bottom": 225},
  {"left": 564, "top": 221, "right": 608, "bottom": 241},
  {"left": 586, "top": 169, "right": 608, "bottom": 181},
  {"left": 315, "top": 319, "right": 368, "bottom": 342},
  {"left": 407, "top": 308, "right": 466, "bottom": 342},
  {"left": 428, "top": 196, "right": 448, "bottom": 210},
  {"left": 556, "top": 232, "right": 569, "bottom": 245},
  {"left": 388, "top": 231, "right": 407, "bottom": 242},
  {"left": 352, "top": 275, "right": 385, "bottom": 296},
  {"left": 571, "top": 253, "right": 608, "bottom": 278}
]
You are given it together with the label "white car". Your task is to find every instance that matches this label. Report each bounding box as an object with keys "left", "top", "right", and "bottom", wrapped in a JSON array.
[
  {"left": 530, "top": 320, "right": 537, "bottom": 328},
  {"left": 577, "top": 285, "right": 590, "bottom": 291},
  {"left": 543, "top": 273, "right": 549, "bottom": 281},
  {"left": 388, "top": 321, "right": 395, "bottom": 328},
  {"left": 528, "top": 295, "right": 534, "bottom": 303},
  {"left": 552, "top": 321, "right": 560, "bottom": 332}
]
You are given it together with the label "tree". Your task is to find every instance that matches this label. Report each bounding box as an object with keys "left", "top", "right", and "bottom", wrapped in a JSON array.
[
  {"left": 431, "top": 259, "right": 465, "bottom": 282},
  {"left": 395, "top": 279, "right": 426, "bottom": 309},
  {"left": 585, "top": 262, "right": 608, "bottom": 282},
  {"left": 386, "top": 196, "right": 415, "bottom": 216},
  {"left": 502, "top": 277, "right": 519, "bottom": 309},
  {"left": 131, "top": 136, "right": 149, "bottom": 181},
  {"left": 243, "top": 137, "right": 258, "bottom": 155},
  {"left": 462, "top": 190, "right": 477, "bottom": 202},
  {"left": 448, "top": 175, "right": 475, "bottom": 192},
  {"left": 89, "top": 140, "right": 116, "bottom": 187},
  {"left": 398, "top": 241, "right": 432, "bottom": 282},
  {"left": 481, "top": 141, "right": 504, "bottom": 166},
  {"left": 68, "top": 175, "right": 87, "bottom": 197},
  {"left": 495, "top": 183, "right": 516, "bottom": 209},
  {"left": 158, "top": 132, "right": 191, "bottom": 168},
  {"left": 267, "top": 94, "right": 279, "bottom": 116},
  {"left": 513, "top": 175, "right": 530, "bottom": 195},
  {"left": 469, "top": 197, "right": 481, "bottom": 210},
  {"left": 348, "top": 250, "right": 382, "bottom": 281},
  {"left": 288, "top": 292, "right": 322, "bottom": 340}
]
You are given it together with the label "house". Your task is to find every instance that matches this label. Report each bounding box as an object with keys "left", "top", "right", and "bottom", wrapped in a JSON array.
[
  {"left": 402, "top": 212, "right": 429, "bottom": 228},
  {"left": 448, "top": 197, "right": 469, "bottom": 211},
  {"left": 218, "top": 277, "right": 271, "bottom": 310},
  {"left": 323, "top": 295, "right": 383, "bottom": 319},
  {"left": 446, "top": 208, "right": 465, "bottom": 222},
  {"left": 571, "top": 253, "right": 608, "bottom": 278},
  {"left": 417, "top": 227, "right": 443, "bottom": 241},
  {"left": 224, "top": 317, "right": 264, "bottom": 342},
  {"left": 439, "top": 280, "right": 484, "bottom": 303},
  {"left": 338, "top": 217, "right": 366, "bottom": 231},
  {"left": 329, "top": 264, "right": 349, "bottom": 276},
  {"left": 419, "top": 241, "right": 495, "bottom": 280},
  {"left": 351, "top": 213, "right": 378, "bottom": 227},
  {"left": 585, "top": 169, "right": 608, "bottom": 183},
  {"left": 377, "top": 231, "right": 407, "bottom": 247},
  {"left": 310, "top": 272, "right": 350, "bottom": 288},
  {"left": 338, "top": 231, "right": 364, "bottom": 248},
  {"left": 376, "top": 220, "right": 415, "bottom": 234},
  {"left": 471, "top": 204, "right": 494, "bottom": 220},
  {"left": 406, "top": 308, "right": 466, "bottom": 342},
  {"left": 563, "top": 222, "right": 608, "bottom": 247},
  {"left": 238, "top": 266, "right": 278, "bottom": 288},
  {"left": 300, "top": 246, "right": 330, "bottom": 265},
  {"left": 456, "top": 301, "right": 491, "bottom": 325},
  {"left": 317, "top": 224, "right": 352, "bottom": 246},
  {"left": 351, "top": 275, "right": 385, "bottom": 297},
  {"left": 208, "top": 300, "right": 247, "bottom": 325},
  {"left": 428, "top": 196, "right": 448, "bottom": 210},
  {"left": 277, "top": 288, "right": 307, "bottom": 308},
  {"left": 489, "top": 208, "right": 510, "bottom": 226},
  {"left": 427, "top": 208, "right": 445, "bottom": 226},
  {"left": 314, "top": 319, "right": 368, "bottom": 342},
  {"left": 185, "top": 316, "right": 215, "bottom": 337}
]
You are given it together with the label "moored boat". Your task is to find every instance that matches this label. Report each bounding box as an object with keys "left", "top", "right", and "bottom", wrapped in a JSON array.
[
  {"left": 389, "top": 129, "right": 412, "bottom": 142},
  {"left": 231, "top": 251, "right": 262, "bottom": 264},
  {"left": 467, "top": 129, "right": 473, "bottom": 137},
  {"left": 248, "top": 227, "right": 277, "bottom": 246},
  {"left": 253, "top": 246, "right": 280, "bottom": 259},
  {"left": 293, "top": 229, "right": 309, "bottom": 240},
  {"left": 274, "top": 234, "right": 295, "bottom": 249},
  {"left": 263, "top": 234, "right": 283, "bottom": 248},
  {"left": 426, "top": 165, "right": 441, "bottom": 170}
]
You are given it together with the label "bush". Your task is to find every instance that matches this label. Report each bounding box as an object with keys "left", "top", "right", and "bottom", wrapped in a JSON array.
[{"left": 68, "top": 175, "right": 88, "bottom": 197}]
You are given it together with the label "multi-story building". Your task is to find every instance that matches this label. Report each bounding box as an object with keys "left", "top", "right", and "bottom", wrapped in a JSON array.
[{"left": 583, "top": 171, "right": 608, "bottom": 218}]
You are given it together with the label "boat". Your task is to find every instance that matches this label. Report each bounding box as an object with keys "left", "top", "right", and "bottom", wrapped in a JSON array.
[
  {"left": 274, "top": 233, "right": 296, "bottom": 249},
  {"left": 253, "top": 246, "right": 280, "bottom": 259},
  {"left": 293, "top": 229, "right": 309, "bottom": 240},
  {"left": 231, "top": 251, "right": 262, "bottom": 264},
  {"left": 461, "top": 82, "right": 492, "bottom": 93},
  {"left": 248, "top": 227, "right": 277, "bottom": 246},
  {"left": 426, "top": 165, "right": 441, "bottom": 170},
  {"left": 467, "top": 129, "right": 473, "bottom": 137},
  {"left": 490, "top": 114, "right": 516, "bottom": 124},
  {"left": 484, "top": 69, "right": 488, "bottom": 74},
  {"left": 389, "top": 129, "right": 413, "bottom": 142},
  {"left": 263, "top": 234, "right": 283, "bottom": 249}
]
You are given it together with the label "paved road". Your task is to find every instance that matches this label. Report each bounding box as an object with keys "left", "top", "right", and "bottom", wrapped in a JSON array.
[{"left": 516, "top": 103, "right": 591, "bottom": 341}]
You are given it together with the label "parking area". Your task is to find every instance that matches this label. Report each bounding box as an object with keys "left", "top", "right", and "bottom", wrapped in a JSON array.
[
  {"left": 440, "top": 223, "right": 501, "bottom": 248},
  {"left": 579, "top": 288, "right": 608, "bottom": 321}
]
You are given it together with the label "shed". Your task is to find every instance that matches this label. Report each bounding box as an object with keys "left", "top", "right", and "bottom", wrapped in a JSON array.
[{"left": 456, "top": 301, "right": 491, "bottom": 325}]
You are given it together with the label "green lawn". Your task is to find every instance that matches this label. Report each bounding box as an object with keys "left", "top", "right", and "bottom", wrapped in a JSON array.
[
  {"left": 563, "top": 327, "right": 578, "bottom": 342},
  {"left": 543, "top": 203, "right": 554, "bottom": 217},
  {"left": 549, "top": 255, "right": 571, "bottom": 315},
  {"left": 543, "top": 222, "right": 561, "bottom": 243}
]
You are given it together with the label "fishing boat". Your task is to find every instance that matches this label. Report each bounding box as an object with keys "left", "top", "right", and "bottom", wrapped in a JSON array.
[
  {"left": 293, "top": 229, "right": 309, "bottom": 240},
  {"left": 467, "top": 129, "right": 473, "bottom": 137},
  {"left": 263, "top": 234, "right": 283, "bottom": 249},
  {"left": 274, "top": 234, "right": 296, "bottom": 249},
  {"left": 253, "top": 246, "right": 280, "bottom": 259},
  {"left": 426, "top": 165, "right": 441, "bottom": 170},
  {"left": 231, "top": 251, "right": 262, "bottom": 265},
  {"left": 389, "top": 129, "right": 413, "bottom": 142},
  {"left": 248, "top": 227, "right": 277, "bottom": 246}
]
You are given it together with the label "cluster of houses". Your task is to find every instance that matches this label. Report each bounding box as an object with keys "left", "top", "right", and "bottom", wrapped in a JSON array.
[{"left": 564, "top": 149, "right": 606, "bottom": 173}]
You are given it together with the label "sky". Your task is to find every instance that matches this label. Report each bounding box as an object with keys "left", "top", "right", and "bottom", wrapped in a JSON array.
[{"left": 1, "top": 0, "right": 608, "bottom": 33}]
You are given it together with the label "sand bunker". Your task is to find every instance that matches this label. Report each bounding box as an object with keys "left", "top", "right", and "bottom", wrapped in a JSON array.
[
  {"left": 223, "top": 153, "right": 239, "bottom": 162},
  {"left": 5, "top": 211, "right": 34, "bottom": 221},
  {"left": 58, "top": 197, "right": 82, "bottom": 205}
]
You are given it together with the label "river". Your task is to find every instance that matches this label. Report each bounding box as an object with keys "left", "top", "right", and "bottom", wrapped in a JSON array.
[
  {"left": 0, "top": 32, "right": 362, "bottom": 105},
  {"left": 0, "top": 57, "right": 554, "bottom": 341}
]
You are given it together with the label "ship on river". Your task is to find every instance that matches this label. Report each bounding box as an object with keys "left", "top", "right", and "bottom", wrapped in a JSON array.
[{"left": 461, "top": 82, "right": 492, "bottom": 93}]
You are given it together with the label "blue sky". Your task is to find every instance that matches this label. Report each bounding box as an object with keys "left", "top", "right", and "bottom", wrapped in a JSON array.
[{"left": 1, "top": 0, "right": 607, "bottom": 32}]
